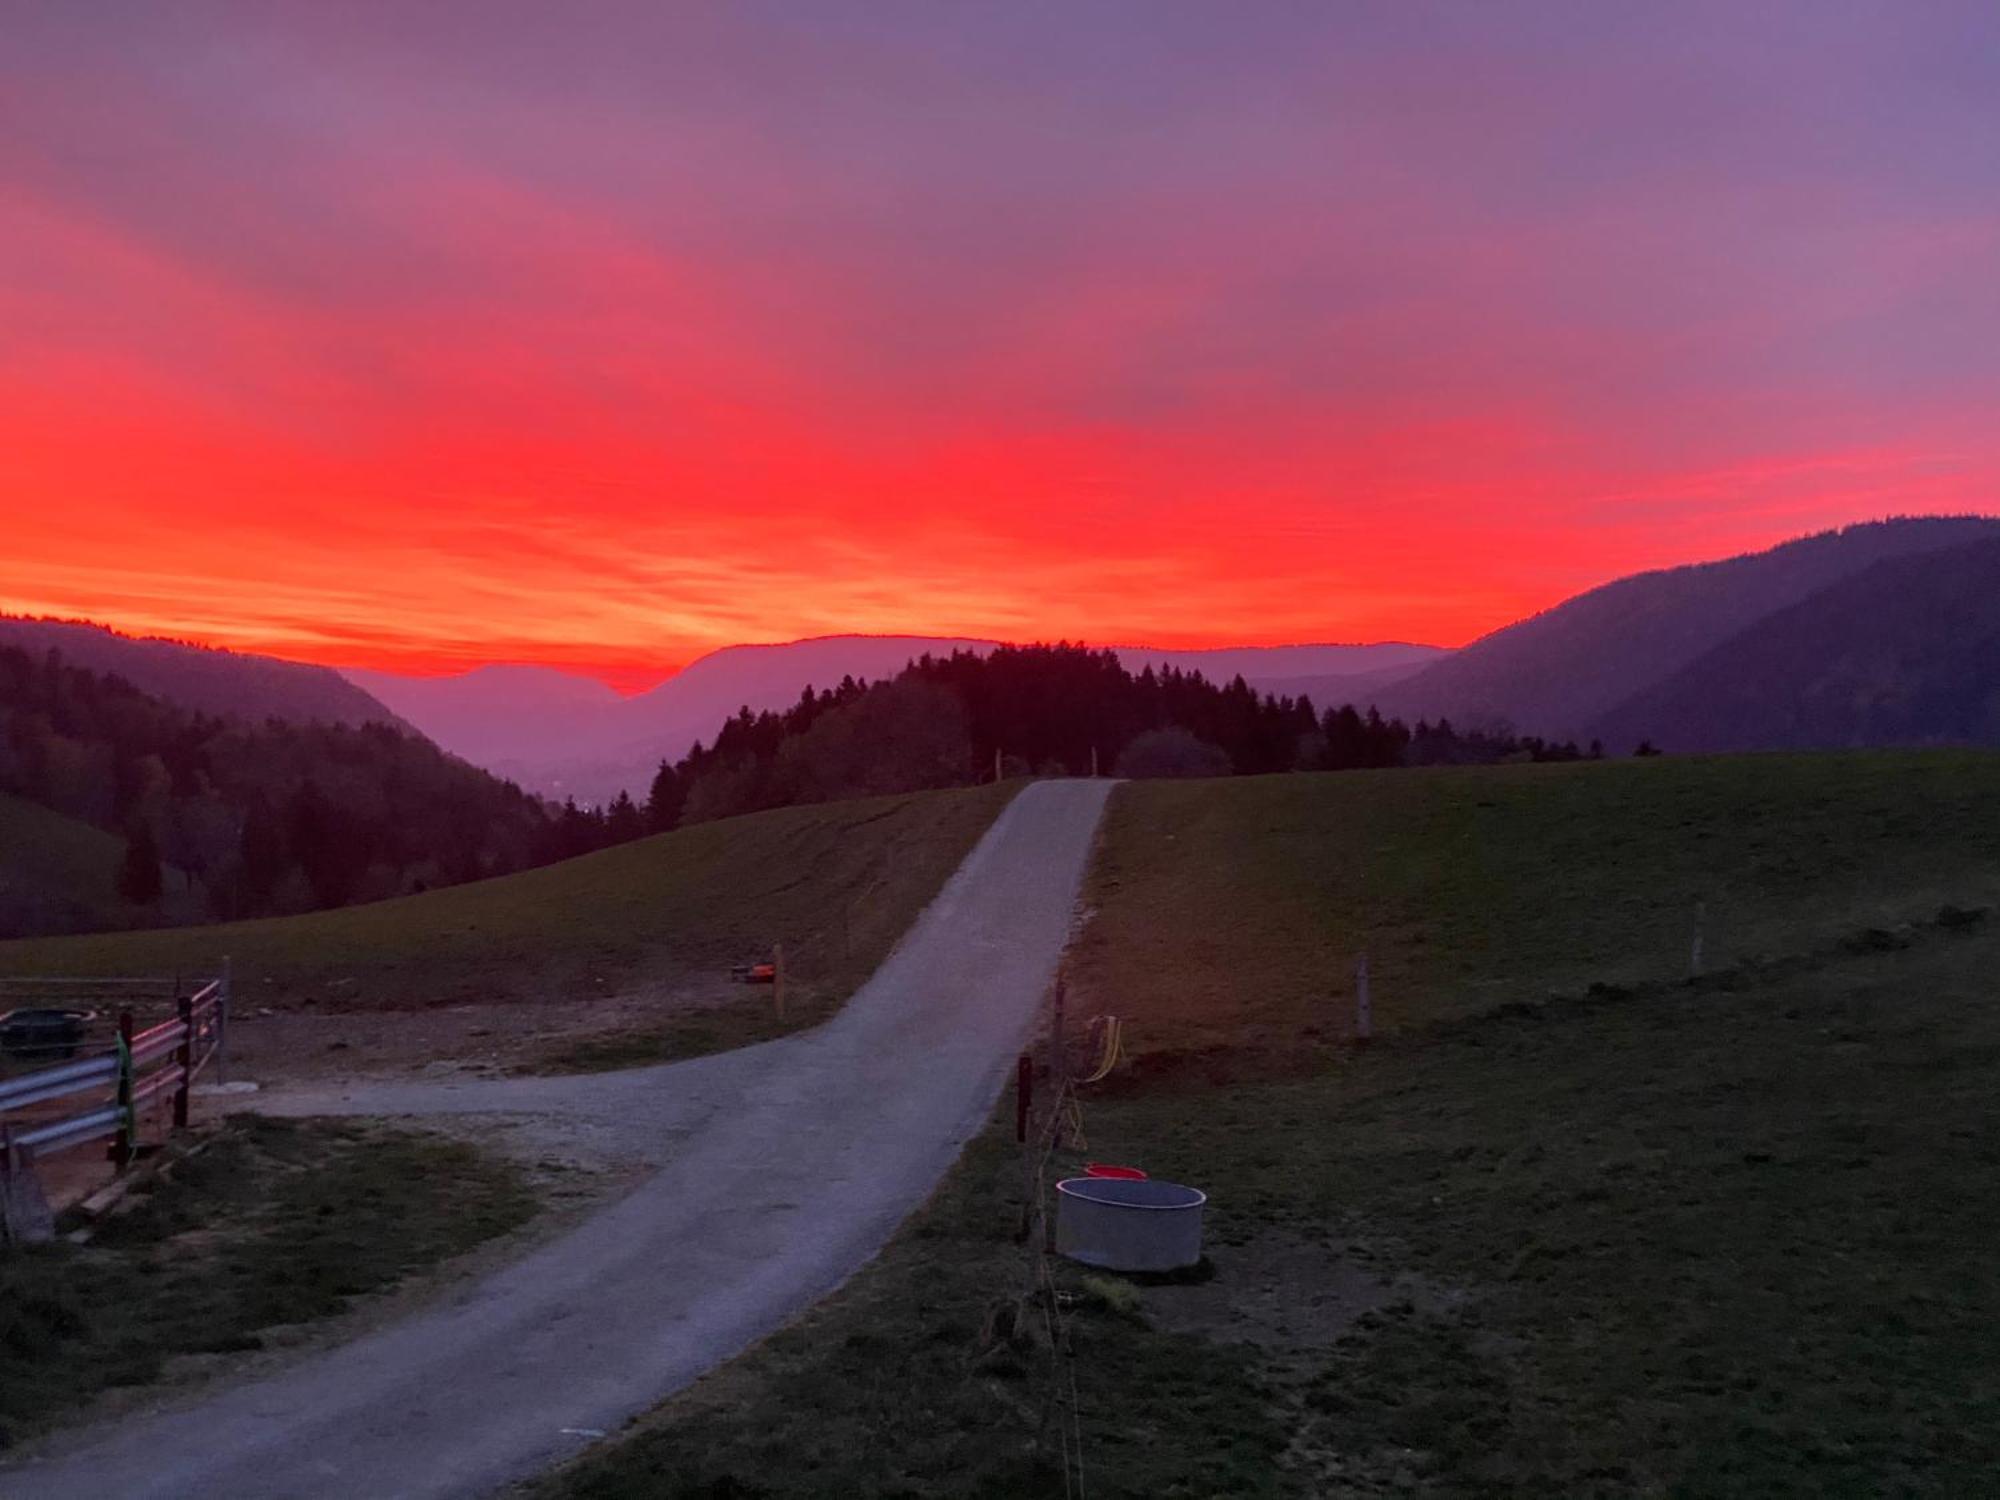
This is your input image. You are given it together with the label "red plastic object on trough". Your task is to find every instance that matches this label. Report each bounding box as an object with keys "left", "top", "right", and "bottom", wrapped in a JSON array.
[{"left": 1084, "top": 1163, "right": 1147, "bottom": 1180}]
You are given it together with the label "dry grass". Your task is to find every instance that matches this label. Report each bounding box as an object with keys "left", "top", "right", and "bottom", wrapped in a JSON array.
[
  {"left": 1067, "top": 750, "right": 2000, "bottom": 1081},
  {"left": 0, "top": 785, "right": 1018, "bottom": 1032}
]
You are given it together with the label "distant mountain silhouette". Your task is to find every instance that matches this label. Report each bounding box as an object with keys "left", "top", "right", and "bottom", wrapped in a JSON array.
[
  {"left": 343, "top": 663, "right": 622, "bottom": 765},
  {"left": 1588, "top": 536, "right": 2000, "bottom": 753},
  {"left": 0, "top": 616, "right": 407, "bottom": 731},
  {"left": 348, "top": 636, "right": 1445, "bottom": 803},
  {"left": 1372, "top": 517, "right": 2000, "bottom": 737}
]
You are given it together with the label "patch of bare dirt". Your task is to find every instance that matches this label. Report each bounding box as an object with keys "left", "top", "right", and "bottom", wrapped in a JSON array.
[
  {"left": 1145, "top": 1230, "right": 1463, "bottom": 1359},
  {"left": 1145, "top": 1230, "right": 1475, "bottom": 1492},
  {"left": 223, "top": 980, "right": 730, "bottom": 1087}
]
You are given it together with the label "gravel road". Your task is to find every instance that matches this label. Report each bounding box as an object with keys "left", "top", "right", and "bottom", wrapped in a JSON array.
[{"left": 2, "top": 778, "right": 1113, "bottom": 1500}]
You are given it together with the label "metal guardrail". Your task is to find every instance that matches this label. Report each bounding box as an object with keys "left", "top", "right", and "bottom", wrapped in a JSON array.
[
  {"left": 0, "top": 969, "right": 230, "bottom": 1177},
  {"left": 13, "top": 1105, "right": 125, "bottom": 1155},
  {"left": 0, "top": 1052, "right": 120, "bottom": 1112}
]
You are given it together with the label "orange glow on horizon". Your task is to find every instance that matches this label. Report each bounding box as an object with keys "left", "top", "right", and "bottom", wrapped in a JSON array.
[{"left": 6, "top": 7, "right": 1998, "bottom": 689}]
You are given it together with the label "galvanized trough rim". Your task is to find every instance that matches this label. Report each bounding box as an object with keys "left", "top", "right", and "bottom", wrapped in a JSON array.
[{"left": 1054, "top": 1176, "right": 1208, "bottom": 1210}]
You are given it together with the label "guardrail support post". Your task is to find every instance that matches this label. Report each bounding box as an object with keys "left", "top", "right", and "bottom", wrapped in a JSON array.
[
  {"left": 111, "top": 1009, "right": 135, "bottom": 1168},
  {"left": 173, "top": 989, "right": 193, "bottom": 1130}
]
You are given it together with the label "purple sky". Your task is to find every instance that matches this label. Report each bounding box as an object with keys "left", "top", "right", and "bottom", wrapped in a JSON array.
[{"left": 4, "top": 2, "right": 1997, "bottom": 683}]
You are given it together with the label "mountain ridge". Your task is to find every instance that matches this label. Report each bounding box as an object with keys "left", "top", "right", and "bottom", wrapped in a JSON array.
[
  {"left": 1370, "top": 516, "right": 2000, "bottom": 737},
  {"left": 1587, "top": 535, "right": 2000, "bottom": 753},
  {"left": 0, "top": 616, "right": 410, "bottom": 733}
]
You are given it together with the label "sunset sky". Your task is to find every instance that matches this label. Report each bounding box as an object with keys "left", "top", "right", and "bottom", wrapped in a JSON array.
[{"left": 4, "top": 3, "right": 1997, "bottom": 690}]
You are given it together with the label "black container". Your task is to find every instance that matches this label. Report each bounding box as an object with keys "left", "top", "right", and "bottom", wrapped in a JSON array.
[{"left": 0, "top": 1008, "right": 96, "bottom": 1061}]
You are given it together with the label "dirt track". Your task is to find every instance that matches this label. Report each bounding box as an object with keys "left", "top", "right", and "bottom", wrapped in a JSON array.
[{"left": 1, "top": 778, "right": 1113, "bottom": 1500}]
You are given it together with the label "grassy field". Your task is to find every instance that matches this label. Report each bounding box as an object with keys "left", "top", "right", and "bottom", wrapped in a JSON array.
[
  {"left": 0, "top": 1116, "right": 531, "bottom": 1445},
  {"left": 536, "top": 750, "right": 2000, "bottom": 1497},
  {"left": 0, "top": 793, "right": 198, "bottom": 940},
  {"left": 1069, "top": 750, "right": 2000, "bottom": 1079},
  {"left": 0, "top": 785, "right": 1018, "bottom": 1032}
]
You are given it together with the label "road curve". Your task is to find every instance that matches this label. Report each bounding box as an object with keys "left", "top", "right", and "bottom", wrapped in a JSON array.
[{"left": 3, "top": 778, "right": 1114, "bottom": 1500}]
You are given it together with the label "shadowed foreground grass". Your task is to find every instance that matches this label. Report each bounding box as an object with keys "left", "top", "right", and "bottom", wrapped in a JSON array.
[
  {"left": 534, "top": 1121, "right": 1289, "bottom": 1500},
  {"left": 0, "top": 785, "right": 1018, "bottom": 1030},
  {"left": 537, "top": 923, "right": 2000, "bottom": 1498},
  {"left": 535, "top": 750, "right": 2000, "bottom": 1497},
  {"left": 0, "top": 1116, "right": 532, "bottom": 1445}
]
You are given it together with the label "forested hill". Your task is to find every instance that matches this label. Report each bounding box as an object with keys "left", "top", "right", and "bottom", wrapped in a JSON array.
[
  {"left": 0, "top": 616, "right": 406, "bottom": 730},
  {"left": 1589, "top": 535, "right": 2000, "bottom": 753},
  {"left": 1373, "top": 516, "right": 2000, "bottom": 736},
  {"left": 0, "top": 642, "right": 554, "bottom": 927}
]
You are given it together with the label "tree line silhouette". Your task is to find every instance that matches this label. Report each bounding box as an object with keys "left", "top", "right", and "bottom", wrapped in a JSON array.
[
  {"left": 0, "top": 644, "right": 556, "bottom": 922},
  {"left": 617, "top": 645, "right": 1595, "bottom": 841},
  {"left": 2, "top": 641, "right": 1599, "bottom": 932}
]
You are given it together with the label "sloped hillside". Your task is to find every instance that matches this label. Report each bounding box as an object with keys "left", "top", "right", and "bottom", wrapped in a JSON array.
[
  {"left": 0, "top": 617, "right": 405, "bottom": 729},
  {"left": 0, "top": 642, "right": 552, "bottom": 932},
  {"left": 1374, "top": 516, "right": 2000, "bottom": 738},
  {"left": 0, "top": 792, "right": 197, "bottom": 938},
  {"left": 0, "top": 784, "right": 1016, "bottom": 1014},
  {"left": 1590, "top": 536, "right": 2000, "bottom": 753}
]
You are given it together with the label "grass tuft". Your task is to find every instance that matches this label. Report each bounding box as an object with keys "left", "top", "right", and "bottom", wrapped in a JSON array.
[{"left": 0, "top": 1115, "right": 532, "bottom": 1441}]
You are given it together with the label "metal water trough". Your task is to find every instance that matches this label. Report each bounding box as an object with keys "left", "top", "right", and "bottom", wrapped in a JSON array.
[
  {"left": 1054, "top": 1176, "right": 1207, "bottom": 1272},
  {"left": 0, "top": 1008, "right": 97, "bottom": 1061}
]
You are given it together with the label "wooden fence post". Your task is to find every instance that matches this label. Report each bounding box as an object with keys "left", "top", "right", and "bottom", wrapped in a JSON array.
[
  {"left": 173, "top": 988, "right": 193, "bottom": 1131},
  {"left": 773, "top": 941, "right": 786, "bottom": 1021},
  {"left": 1355, "top": 953, "right": 1373, "bottom": 1045}
]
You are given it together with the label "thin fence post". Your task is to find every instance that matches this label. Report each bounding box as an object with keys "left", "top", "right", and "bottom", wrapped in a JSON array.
[
  {"left": 173, "top": 987, "right": 193, "bottom": 1131},
  {"left": 218, "top": 956, "right": 232, "bottom": 1085},
  {"left": 1047, "top": 972, "right": 1067, "bottom": 1148},
  {"left": 1355, "top": 953, "right": 1373, "bottom": 1045},
  {"left": 773, "top": 941, "right": 786, "bottom": 1021},
  {"left": 112, "top": 1009, "right": 135, "bottom": 1168}
]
